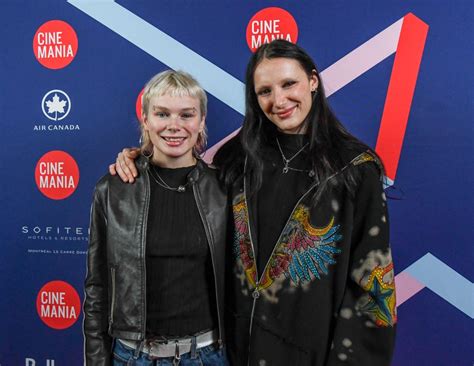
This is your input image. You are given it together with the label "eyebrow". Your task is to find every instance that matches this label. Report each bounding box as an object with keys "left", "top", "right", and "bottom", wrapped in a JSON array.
[
  {"left": 255, "top": 85, "right": 270, "bottom": 92},
  {"left": 152, "top": 105, "right": 197, "bottom": 112}
]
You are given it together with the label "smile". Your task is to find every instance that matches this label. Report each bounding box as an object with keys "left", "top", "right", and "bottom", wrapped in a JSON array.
[
  {"left": 161, "top": 136, "right": 187, "bottom": 146},
  {"left": 275, "top": 105, "right": 297, "bottom": 119}
]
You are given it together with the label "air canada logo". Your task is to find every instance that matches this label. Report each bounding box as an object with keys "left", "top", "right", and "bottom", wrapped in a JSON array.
[
  {"left": 34, "top": 89, "right": 79, "bottom": 132},
  {"left": 42, "top": 89, "right": 71, "bottom": 121},
  {"left": 246, "top": 7, "right": 298, "bottom": 52},
  {"left": 33, "top": 20, "right": 78, "bottom": 69},
  {"left": 35, "top": 150, "right": 80, "bottom": 200},
  {"left": 36, "top": 280, "right": 81, "bottom": 330}
]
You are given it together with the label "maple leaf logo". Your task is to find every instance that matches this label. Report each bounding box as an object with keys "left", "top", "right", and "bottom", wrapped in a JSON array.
[{"left": 45, "top": 93, "right": 68, "bottom": 121}]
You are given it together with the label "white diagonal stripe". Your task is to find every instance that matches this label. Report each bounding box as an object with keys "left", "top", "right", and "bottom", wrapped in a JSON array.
[{"left": 67, "top": 0, "right": 245, "bottom": 114}]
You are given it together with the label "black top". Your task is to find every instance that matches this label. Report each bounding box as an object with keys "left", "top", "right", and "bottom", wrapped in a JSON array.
[
  {"left": 255, "top": 131, "right": 315, "bottom": 272},
  {"left": 146, "top": 164, "right": 217, "bottom": 337}
]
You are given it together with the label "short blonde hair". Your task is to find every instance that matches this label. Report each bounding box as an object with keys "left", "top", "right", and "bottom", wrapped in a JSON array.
[{"left": 140, "top": 70, "right": 208, "bottom": 155}]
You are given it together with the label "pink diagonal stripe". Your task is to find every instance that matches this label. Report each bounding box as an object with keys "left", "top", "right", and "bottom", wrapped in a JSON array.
[
  {"left": 202, "top": 128, "right": 240, "bottom": 164},
  {"left": 395, "top": 271, "right": 425, "bottom": 306},
  {"left": 320, "top": 18, "right": 402, "bottom": 97}
]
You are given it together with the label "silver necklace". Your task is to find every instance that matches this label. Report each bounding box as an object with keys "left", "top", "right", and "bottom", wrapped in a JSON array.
[
  {"left": 148, "top": 165, "right": 190, "bottom": 193},
  {"left": 275, "top": 137, "right": 315, "bottom": 177}
]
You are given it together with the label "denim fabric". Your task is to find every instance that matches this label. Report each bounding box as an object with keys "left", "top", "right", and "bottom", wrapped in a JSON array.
[{"left": 112, "top": 339, "right": 229, "bottom": 366}]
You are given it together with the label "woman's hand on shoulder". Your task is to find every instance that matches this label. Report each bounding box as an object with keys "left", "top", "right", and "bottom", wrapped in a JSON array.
[{"left": 108, "top": 147, "right": 141, "bottom": 183}]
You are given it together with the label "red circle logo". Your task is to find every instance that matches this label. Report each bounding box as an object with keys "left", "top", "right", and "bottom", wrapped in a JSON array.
[
  {"left": 35, "top": 150, "right": 80, "bottom": 200},
  {"left": 36, "top": 280, "right": 81, "bottom": 330},
  {"left": 246, "top": 7, "right": 298, "bottom": 52},
  {"left": 33, "top": 20, "right": 78, "bottom": 69},
  {"left": 136, "top": 88, "right": 144, "bottom": 123}
]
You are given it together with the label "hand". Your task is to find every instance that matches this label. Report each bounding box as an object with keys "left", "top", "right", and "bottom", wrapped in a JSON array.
[{"left": 109, "top": 147, "right": 141, "bottom": 183}]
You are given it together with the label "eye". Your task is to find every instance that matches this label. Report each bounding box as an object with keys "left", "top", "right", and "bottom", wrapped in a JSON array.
[
  {"left": 155, "top": 111, "right": 169, "bottom": 118},
  {"left": 181, "top": 113, "right": 195, "bottom": 119},
  {"left": 257, "top": 88, "right": 271, "bottom": 97},
  {"left": 283, "top": 80, "right": 296, "bottom": 88}
]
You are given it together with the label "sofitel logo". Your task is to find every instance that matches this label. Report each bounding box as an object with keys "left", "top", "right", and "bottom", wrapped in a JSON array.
[{"left": 22, "top": 225, "right": 88, "bottom": 243}]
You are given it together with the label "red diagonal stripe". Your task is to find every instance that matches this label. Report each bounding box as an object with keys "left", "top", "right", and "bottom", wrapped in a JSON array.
[{"left": 375, "top": 13, "right": 429, "bottom": 181}]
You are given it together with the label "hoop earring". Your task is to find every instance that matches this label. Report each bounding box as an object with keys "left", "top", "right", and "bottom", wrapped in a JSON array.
[
  {"left": 198, "top": 147, "right": 207, "bottom": 160},
  {"left": 139, "top": 133, "right": 153, "bottom": 159},
  {"left": 198, "top": 129, "right": 208, "bottom": 151},
  {"left": 142, "top": 149, "right": 153, "bottom": 159}
]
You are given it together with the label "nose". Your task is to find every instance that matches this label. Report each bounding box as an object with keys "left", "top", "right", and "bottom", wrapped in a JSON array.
[
  {"left": 273, "top": 88, "right": 286, "bottom": 108},
  {"left": 167, "top": 115, "right": 182, "bottom": 130}
]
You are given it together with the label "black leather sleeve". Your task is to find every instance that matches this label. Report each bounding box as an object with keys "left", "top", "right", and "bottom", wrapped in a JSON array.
[{"left": 84, "top": 178, "right": 112, "bottom": 365}]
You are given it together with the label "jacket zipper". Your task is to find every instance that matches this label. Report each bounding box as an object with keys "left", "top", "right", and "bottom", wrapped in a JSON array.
[
  {"left": 243, "top": 161, "right": 324, "bottom": 364},
  {"left": 141, "top": 169, "right": 151, "bottom": 338},
  {"left": 255, "top": 180, "right": 320, "bottom": 292},
  {"left": 193, "top": 183, "right": 223, "bottom": 347},
  {"left": 242, "top": 169, "right": 260, "bottom": 365},
  {"left": 109, "top": 266, "right": 116, "bottom": 331}
]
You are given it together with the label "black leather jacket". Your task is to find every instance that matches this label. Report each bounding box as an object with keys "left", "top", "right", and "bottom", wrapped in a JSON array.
[{"left": 84, "top": 157, "right": 228, "bottom": 365}]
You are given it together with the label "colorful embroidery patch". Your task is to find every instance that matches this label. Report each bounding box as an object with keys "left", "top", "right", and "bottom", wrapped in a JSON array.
[
  {"left": 351, "top": 152, "right": 376, "bottom": 166},
  {"left": 233, "top": 195, "right": 257, "bottom": 287},
  {"left": 233, "top": 194, "right": 343, "bottom": 292},
  {"left": 352, "top": 250, "right": 397, "bottom": 327},
  {"left": 265, "top": 205, "right": 342, "bottom": 288}
]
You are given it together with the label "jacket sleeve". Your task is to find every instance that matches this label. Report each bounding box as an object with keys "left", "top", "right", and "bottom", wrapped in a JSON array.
[
  {"left": 326, "top": 162, "right": 397, "bottom": 365},
  {"left": 83, "top": 180, "right": 112, "bottom": 365}
]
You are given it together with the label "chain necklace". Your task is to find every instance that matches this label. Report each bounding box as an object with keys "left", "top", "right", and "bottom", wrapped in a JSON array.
[
  {"left": 148, "top": 165, "right": 191, "bottom": 193},
  {"left": 275, "top": 137, "right": 315, "bottom": 177}
]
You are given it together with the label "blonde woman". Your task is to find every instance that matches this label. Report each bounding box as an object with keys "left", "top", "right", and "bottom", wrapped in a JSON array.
[{"left": 84, "top": 70, "right": 229, "bottom": 365}]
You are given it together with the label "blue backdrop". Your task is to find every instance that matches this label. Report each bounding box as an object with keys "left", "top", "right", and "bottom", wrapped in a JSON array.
[{"left": 1, "top": 1, "right": 472, "bottom": 365}]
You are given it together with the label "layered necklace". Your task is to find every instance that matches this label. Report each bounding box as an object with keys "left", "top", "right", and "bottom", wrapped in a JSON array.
[
  {"left": 148, "top": 164, "right": 191, "bottom": 193},
  {"left": 276, "top": 137, "right": 315, "bottom": 177}
]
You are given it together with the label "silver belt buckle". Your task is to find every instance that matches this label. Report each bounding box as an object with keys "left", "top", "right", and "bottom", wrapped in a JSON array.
[
  {"left": 148, "top": 339, "right": 192, "bottom": 359},
  {"left": 148, "top": 339, "right": 170, "bottom": 359},
  {"left": 144, "top": 329, "right": 216, "bottom": 359}
]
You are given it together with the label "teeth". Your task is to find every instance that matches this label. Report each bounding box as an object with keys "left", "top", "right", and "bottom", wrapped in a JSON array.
[{"left": 163, "top": 137, "right": 185, "bottom": 142}]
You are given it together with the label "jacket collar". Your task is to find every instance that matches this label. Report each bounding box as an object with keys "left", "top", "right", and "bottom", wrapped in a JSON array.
[{"left": 137, "top": 154, "right": 206, "bottom": 184}]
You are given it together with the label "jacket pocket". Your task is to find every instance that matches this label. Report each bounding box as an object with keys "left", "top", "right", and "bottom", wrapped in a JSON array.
[{"left": 109, "top": 266, "right": 116, "bottom": 328}]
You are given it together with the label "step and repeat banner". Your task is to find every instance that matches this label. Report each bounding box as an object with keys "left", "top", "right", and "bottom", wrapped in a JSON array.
[{"left": 1, "top": 1, "right": 472, "bottom": 365}]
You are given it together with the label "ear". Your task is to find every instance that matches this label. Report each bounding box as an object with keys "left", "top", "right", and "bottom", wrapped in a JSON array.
[
  {"left": 142, "top": 112, "right": 149, "bottom": 130},
  {"left": 309, "top": 70, "right": 319, "bottom": 91},
  {"left": 199, "top": 114, "right": 206, "bottom": 133}
]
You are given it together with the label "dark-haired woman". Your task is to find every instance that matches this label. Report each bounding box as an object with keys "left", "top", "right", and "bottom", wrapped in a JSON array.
[{"left": 111, "top": 40, "right": 397, "bottom": 366}]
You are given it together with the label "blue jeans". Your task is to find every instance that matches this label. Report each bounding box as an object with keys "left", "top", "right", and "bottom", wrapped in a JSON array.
[{"left": 112, "top": 339, "right": 229, "bottom": 366}]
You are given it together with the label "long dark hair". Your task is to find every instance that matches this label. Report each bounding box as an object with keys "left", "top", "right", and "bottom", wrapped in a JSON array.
[{"left": 216, "top": 40, "right": 382, "bottom": 196}]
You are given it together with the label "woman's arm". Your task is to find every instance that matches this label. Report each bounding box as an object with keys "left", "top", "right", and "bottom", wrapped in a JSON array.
[
  {"left": 326, "top": 163, "right": 396, "bottom": 365},
  {"left": 83, "top": 181, "right": 113, "bottom": 365},
  {"left": 108, "top": 147, "right": 141, "bottom": 183}
]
